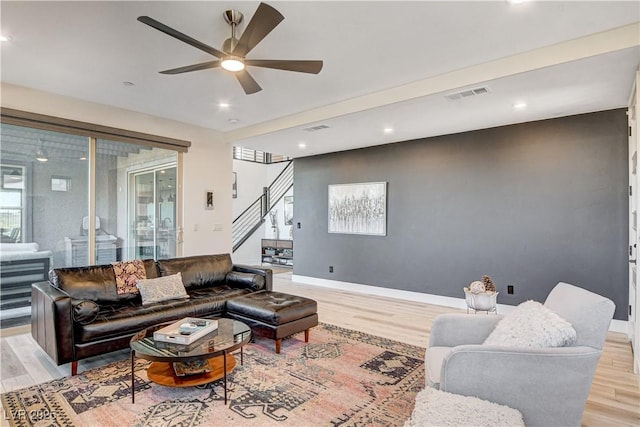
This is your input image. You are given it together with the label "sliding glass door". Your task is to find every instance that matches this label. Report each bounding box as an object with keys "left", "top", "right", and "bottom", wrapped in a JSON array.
[
  {"left": 0, "top": 127, "right": 182, "bottom": 270},
  {"left": 0, "top": 110, "right": 187, "bottom": 325},
  {"left": 0, "top": 124, "right": 90, "bottom": 268},
  {"left": 128, "top": 164, "right": 177, "bottom": 260}
]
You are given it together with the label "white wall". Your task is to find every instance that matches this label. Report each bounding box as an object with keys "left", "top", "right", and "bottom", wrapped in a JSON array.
[
  {"left": 231, "top": 159, "right": 266, "bottom": 264},
  {"left": 266, "top": 162, "right": 293, "bottom": 239},
  {"left": 2, "top": 83, "right": 233, "bottom": 256},
  {"left": 231, "top": 160, "right": 291, "bottom": 265},
  {"left": 232, "top": 159, "right": 269, "bottom": 218}
]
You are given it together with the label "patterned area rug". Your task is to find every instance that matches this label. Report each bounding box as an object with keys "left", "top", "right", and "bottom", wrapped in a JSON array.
[{"left": 1, "top": 323, "right": 425, "bottom": 426}]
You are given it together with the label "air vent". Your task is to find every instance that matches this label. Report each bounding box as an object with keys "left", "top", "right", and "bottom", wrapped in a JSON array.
[
  {"left": 303, "top": 124, "right": 330, "bottom": 132},
  {"left": 444, "top": 86, "right": 490, "bottom": 101}
]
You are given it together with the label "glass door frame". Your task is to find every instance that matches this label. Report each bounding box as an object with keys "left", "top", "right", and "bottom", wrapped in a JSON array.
[{"left": 127, "top": 161, "right": 178, "bottom": 260}]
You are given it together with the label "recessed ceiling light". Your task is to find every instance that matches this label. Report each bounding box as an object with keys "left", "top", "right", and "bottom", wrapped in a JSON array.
[
  {"left": 383, "top": 127, "right": 394, "bottom": 134},
  {"left": 298, "top": 143, "right": 307, "bottom": 149},
  {"left": 513, "top": 102, "right": 527, "bottom": 110},
  {"left": 218, "top": 102, "right": 230, "bottom": 108},
  {"left": 508, "top": 0, "right": 528, "bottom": 4},
  {"left": 228, "top": 118, "right": 240, "bottom": 124},
  {"left": 0, "top": 35, "right": 13, "bottom": 42}
]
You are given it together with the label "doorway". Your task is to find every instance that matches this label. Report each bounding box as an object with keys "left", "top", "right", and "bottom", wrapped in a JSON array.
[{"left": 129, "top": 165, "right": 177, "bottom": 260}]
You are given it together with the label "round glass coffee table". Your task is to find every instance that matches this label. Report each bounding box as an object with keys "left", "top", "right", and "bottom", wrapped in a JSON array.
[{"left": 129, "top": 318, "right": 251, "bottom": 404}]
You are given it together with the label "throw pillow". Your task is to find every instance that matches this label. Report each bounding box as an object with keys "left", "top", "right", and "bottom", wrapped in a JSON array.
[
  {"left": 483, "top": 300, "right": 577, "bottom": 348},
  {"left": 71, "top": 300, "right": 100, "bottom": 325},
  {"left": 404, "top": 388, "right": 525, "bottom": 427},
  {"left": 135, "top": 273, "right": 189, "bottom": 306},
  {"left": 112, "top": 260, "right": 147, "bottom": 295},
  {"left": 226, "top": 271, "right": 265, "bottom": 291}
]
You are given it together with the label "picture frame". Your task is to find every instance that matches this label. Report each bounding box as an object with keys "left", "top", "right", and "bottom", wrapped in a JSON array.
[
  {"left": 51, "top": 176, "right": 71, "bottom": 192},
  {"left": 328, "top": 182, "right": 387, "bottom": 236},
  {"left": 205, "top": 191, "right": 214, "bottom": 210},
  {"left": 284, "top": 196, "right": 293, "bottom": 225},
  {"left": 232, "top": 172, "right": 237, "bottom": 199}
]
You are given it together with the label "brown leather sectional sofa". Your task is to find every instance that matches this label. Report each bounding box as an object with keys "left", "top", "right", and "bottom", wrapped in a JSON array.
[{"left": 31, "top": 254, "right": 272, "bottom": 375}]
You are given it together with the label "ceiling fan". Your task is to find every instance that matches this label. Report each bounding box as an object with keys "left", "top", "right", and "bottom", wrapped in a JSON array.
[{"left": 138, "top": 2, "right": 323, "bottom": 94}]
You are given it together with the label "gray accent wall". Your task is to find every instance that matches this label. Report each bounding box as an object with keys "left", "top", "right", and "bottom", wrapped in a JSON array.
[{"left": 293, "top": 109, "right": 629, "bottom": 320}]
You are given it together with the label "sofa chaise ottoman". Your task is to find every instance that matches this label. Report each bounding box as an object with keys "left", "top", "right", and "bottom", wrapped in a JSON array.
[
  {"left": 31, "top": 253, "right": 272, "bottom": 375},
  {"left": 226, "top": 290, "right": 318, "bottom": 353}
]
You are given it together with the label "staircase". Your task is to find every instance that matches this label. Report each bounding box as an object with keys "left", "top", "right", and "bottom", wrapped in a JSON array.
[{"left": 232, "top": 160, "right": 294, "bottom": 252}]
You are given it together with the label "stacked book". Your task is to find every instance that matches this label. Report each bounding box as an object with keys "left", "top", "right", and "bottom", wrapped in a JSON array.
[{"left": 153, "top": 317, "right": 218, "bottom": 345}]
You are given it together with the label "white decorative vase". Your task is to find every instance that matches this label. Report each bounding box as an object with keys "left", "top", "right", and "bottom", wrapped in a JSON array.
[{"left": 464, "top": 288, "right": 498, "bottom": 313}]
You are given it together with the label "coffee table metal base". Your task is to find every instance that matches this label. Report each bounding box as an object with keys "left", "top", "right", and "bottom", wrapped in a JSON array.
[{"left": 131, "top": 349, "right": 243, "bottom": 404}]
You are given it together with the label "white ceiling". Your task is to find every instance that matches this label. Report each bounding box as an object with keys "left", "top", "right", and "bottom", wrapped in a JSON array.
[{"left": 1, "top": 1, "right": 639, "bottom": 158}]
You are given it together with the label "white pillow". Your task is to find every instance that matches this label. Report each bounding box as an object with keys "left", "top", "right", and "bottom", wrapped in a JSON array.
[
  {"left": 135, "top": 272, "right": 189, "bottom": 306},
  {"left": 484, "top": 300, "right": 577, "bottom": 348},
  {"left": 405, "top": 387, "right": 525, "bottom": 427}
]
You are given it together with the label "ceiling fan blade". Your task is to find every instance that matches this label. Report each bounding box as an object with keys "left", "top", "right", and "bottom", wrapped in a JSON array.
[
  {"left": 236, "top": 70, "right": 262, "bottom": 94},
  {"left": 138, "top": 16, "right": 225, "bottom": 59},
  {"left": 232, "top": 3, "right": 284, "bottom": 57},
  {"left": 160, "top": 61, "right": 221, "bottom": 75},
  {"left": 245, "top": 59, "right": 323, "bottom": 74}
]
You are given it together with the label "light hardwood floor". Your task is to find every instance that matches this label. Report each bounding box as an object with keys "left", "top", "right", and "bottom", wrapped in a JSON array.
[{"left": 1, "top": 272, "right": 638, "bottom": 426}]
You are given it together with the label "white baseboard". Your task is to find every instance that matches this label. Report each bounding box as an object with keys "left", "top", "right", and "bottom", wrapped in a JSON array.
[
  {"left": 609, "top": 319, "right": 628, "bottom": 334},
  {"left": 292, "top": 274, "right": 628, "bottom": 334}
]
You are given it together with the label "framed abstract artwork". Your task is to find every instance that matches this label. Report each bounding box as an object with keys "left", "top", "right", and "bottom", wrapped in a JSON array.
[{"left": 328, "top": 182, "right": 386, "bottom": 236}]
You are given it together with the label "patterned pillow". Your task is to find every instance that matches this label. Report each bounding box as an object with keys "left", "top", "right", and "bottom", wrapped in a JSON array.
[
  {"left": 112, "top": 260, "right": 147, "bottom": 295},
  {"left": 483, "top": 300, "right": 577, "bottom": 348},
  {"left": 135, "top": 273, "right": 189, "bottom": 306}
]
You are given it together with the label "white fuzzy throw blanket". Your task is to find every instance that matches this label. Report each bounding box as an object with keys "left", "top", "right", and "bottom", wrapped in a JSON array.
[{"left": 405, "top": 388, "right": 525, "bottom": 427}]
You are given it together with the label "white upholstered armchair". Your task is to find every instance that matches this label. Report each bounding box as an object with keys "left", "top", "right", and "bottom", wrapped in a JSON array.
[{"left": 425, "top": 282, "right": 615, "bottom": 427}]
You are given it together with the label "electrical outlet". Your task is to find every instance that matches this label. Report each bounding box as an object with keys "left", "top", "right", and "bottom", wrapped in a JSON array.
[
  {"left": 329, "top": 266, "right": 333, "bottom": 273},
  {"left": 507, "top": 285, "right": 514, "bottom": 295}
]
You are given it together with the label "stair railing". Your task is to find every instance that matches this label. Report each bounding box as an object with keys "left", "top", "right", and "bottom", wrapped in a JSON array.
[{"left": 232, "top": 160, "right": 293, "bottom": 252}]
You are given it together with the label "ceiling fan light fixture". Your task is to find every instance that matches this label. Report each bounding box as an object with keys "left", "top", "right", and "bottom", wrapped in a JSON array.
[
  {"left": 221, "top": 56, "right": 245, "bottom": 72},
  {"left": 140, "top": 3, "right": 321, "bottom": 94}
]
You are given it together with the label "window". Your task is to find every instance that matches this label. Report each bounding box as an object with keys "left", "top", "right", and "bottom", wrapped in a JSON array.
[
  {"left": 0, "top": 109, "right": 190, "bottom": 320},
  {"left": 0, "top": 164, "right": 25, "bottom": 243},
  {"left": 0, "top": 108, "right": 189, "bottom": 265},
  {"left": 233, "top": 146, "right": 292, "bottom": 163}
]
